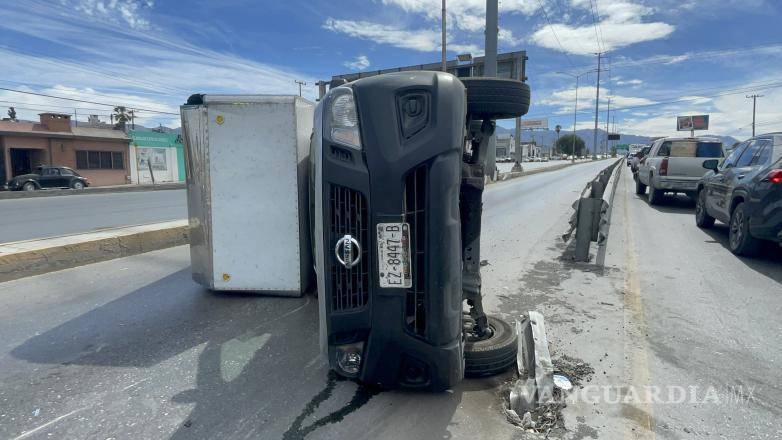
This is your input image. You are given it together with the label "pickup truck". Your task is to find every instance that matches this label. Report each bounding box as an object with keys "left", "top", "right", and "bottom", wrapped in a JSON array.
[{"left": 636, "top": 137, "right": 724, "bottom": 204}]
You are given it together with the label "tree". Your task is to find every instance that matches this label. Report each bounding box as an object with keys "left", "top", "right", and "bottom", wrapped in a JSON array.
[
  {"left": 113, "top": 106, "right": 134, "bottom": 123},
  {"left": 555, "top": 133, "right": 586, "bottom": 156},
  {"left": 7, "top": 106, "right": 17, "bottom": 121}
]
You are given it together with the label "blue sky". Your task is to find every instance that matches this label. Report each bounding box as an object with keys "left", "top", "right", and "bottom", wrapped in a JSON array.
[{"left": 1, "top": 0, "right": 781, "bottom": 139}]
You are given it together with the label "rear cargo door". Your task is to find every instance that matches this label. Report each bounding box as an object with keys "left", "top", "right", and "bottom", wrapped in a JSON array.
[{"left": 665, "top": 140, "right": 724, "bottom": 180}]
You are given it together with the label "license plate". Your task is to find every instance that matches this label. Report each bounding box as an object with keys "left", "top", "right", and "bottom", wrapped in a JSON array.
[{"left": 376, "top": 223, "right": 412, "bottom": 288}]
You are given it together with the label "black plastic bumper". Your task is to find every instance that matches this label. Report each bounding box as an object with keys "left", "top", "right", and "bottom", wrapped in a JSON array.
[{"left": 319, "top": 72, "right": 467, "bottom": 390}]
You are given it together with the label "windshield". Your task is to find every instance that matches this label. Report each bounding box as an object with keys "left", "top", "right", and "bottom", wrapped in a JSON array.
[{"left": 669, "top": 141, "right": 723, "bottom": 158}]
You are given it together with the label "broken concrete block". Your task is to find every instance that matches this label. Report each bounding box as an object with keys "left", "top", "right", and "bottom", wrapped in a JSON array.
[{"left": 529, "top": 311, "right": 554, "bottom": 403}]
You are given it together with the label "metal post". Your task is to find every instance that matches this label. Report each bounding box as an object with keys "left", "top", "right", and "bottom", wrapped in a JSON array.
[
  {"left": 604, "top": 97, "right": 610, "bottom": 157},
  {"left": 593, "top": 53, "right": 602, "bottom": 160},
  {"left": 746, "top": 94, "right": 762, "bottom": 137},
  {"left": 484, "top": 0, "right": 498, "bottom": 180},
  {"left": 484, "top": 0, "right": 498, "bottom": 77},
  {"left": 572, "top": 75, "right": 579, "bottom": 162},
  {"left": 441, "top": 0, "right": 447, "bottom": 72}
]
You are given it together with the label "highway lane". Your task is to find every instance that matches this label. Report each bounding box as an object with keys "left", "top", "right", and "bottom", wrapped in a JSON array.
[
  {"left": 0, "top": 160, "right": 617, "bottom": 440},
  {"left": 612, "top": 169, "right": 782, "bottom": 438},
  {"left": 0, "top": 189, "right": 186, "bottom": 243}
]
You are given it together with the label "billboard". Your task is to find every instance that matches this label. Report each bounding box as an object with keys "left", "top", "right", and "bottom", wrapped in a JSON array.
[
  {"left": 520, "top": 118, "right": 548, "bottom": 129},
  {"left": 677, "top": 115, "right": 709, "bottom": 131},
  {"left": 607, "top": 133, "right": 620, "bottom": 140}
]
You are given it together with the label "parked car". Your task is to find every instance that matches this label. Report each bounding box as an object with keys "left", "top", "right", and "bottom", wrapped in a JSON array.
[
  {"left": 636, "top": 137, "right": 724, "bottom": 204},
  {"left": 630, "top": 146, "right": 651, "bottom": 172},
  {"left": 6, "top": 166, "right": 89, "bottom": 191},
  {"left": 695, "top": 133, "right": 782, "bottom": 255}
]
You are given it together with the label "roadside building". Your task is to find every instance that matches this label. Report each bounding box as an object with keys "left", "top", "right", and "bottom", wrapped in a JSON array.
[
  {"left": 496, "top": 134, "right": 513, "bottom": 158},
  {"left": 128, "top": 130, "right": 184, "bottom": 184},
  {"left": 0, "top": 113, "right": 130, "bottom": 186}
]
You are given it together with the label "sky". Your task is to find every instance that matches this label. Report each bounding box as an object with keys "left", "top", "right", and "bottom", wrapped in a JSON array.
[{"left": 1, "top": 0, "right": 781, "bottom": 139}]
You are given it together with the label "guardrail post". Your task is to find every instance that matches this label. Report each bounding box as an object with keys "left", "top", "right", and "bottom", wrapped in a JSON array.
[{"left": 574, "top": 197, "right": 594, "bottom": 261}]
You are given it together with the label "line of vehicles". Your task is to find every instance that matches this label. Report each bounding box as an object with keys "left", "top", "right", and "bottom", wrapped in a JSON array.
[{"left": 627, "top": 134, "right": 782, "bottom": 255}]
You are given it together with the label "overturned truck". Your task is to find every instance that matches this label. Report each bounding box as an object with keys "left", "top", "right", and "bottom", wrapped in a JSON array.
[{"left": 311, "top": 71, "right": 531, "bottom": 390}]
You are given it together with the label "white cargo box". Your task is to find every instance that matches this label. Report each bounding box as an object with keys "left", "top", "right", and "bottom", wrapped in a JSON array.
[{"left": 180, "top": 95, "right": 314, "bottom": 296}]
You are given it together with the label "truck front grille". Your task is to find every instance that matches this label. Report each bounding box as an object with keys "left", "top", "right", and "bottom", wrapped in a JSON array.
[
  {"left": 404, "top": 166, "right": 427, "bottom": 336},
  {"left": 329, "top": 185, "right": 369, "bottom": 311}
]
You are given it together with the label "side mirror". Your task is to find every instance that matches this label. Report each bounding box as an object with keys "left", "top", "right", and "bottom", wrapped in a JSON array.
[{"left": 702, "top": 159, "right": 719, "bottom": 172}]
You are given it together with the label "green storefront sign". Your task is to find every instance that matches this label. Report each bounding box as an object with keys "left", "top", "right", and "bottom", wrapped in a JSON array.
[{"left": 129, "top": 130, "right": 185, "bottom": 182}]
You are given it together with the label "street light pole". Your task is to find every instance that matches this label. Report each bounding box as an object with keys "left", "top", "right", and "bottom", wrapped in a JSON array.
[
  {"left": 441, "top": 0, "right": 447, "bottom": 72},
  {"left": 593, "top": 52, "right": 604, "bottom": 160},
  {"left": 558, "top": 70, "right": 594, "bottom": 162}
]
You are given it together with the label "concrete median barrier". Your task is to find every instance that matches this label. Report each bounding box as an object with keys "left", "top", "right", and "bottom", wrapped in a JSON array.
[
  {"left": 0, "top": 182, "right": 185, "bottom": 200},
  {"left": 0, "top": 220, "right": 188, "bottom": 283}
]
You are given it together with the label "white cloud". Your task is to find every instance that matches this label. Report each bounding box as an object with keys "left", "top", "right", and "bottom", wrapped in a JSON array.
[
  {"left": 343, "top": 55, "right": 371, "bottom": 71},
  {"left": 531, "top": 1, "right": 675, "bottom": 55},
  {"left": 616, "top": 79, "right": 643, "bottom": 86},
  {"left": 381, "top": 0, "right": 540, "bottom": 32},
  {"left": 0, "top": 2, "right": 318, "bottom": 127},
  {"left": 323, "top": 17, "right": 480, "bottom": 53},
  {"left": 539, "top": 86, "right": 656, "bottom": 113},
  {"left": 70, "top": 0, "right": 153, "bottom": 30}
]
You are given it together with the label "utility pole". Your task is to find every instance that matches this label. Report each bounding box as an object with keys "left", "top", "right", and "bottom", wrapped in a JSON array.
[
  {"left": 746, "top": 94, "right": 763, "bottom": 137},
  {"left": 593, "top": 52, "right": 603, "bottom": 160},
  {"left": 484, "top": 0, "right": 498, "bottom": 179},
  {"left": 295, "top": 80, "right": 307, "bottom": 97},
  {"left": 604, "top": 97, "right": 610, "bottom": 157},
  {"left": 441, "top": 0, "right": 447, "bottom": 72}
]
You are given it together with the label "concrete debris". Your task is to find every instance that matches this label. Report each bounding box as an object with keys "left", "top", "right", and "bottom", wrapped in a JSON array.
[{"left": 552, "top": 355, "right": 595, "bottom": 387}]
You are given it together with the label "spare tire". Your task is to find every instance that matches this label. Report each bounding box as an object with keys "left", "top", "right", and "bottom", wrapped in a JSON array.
[
  {"left": 464, "top": 315, "right": 518, "bottom": 377},
  {"left": 460, "top": 78, "right": 531, "bottom": 120}
]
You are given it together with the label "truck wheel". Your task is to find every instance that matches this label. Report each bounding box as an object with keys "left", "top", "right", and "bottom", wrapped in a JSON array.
[
  {"left": 464, "top": 315, "right": 517, "bottom": 377},
  {"left": 695, "top": 190, "right": 715, "bottom": 228},
  {"left": 460, "top": 78, "right": 530, "bottom": 120},
  {"left": 647, "top": 175, "right": 663, "bottom": 205},
  {"left": 635, "top": 176, "right": 646, "bottom": 194},
  {"left": 728, "top": 202, "right": 760, "bottom": 256}
]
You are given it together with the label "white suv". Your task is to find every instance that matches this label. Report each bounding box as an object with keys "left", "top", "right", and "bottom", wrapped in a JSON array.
[{"left": 636, "top": 137, "right": 724, "bottom": 204}]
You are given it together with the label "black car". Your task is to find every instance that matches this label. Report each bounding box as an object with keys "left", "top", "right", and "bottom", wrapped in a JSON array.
[
  {"left": 310, "top": 71, "right": 530, "bottom": 390},
  {"left": 695, "top": 133, "right": 782, "bottom": 255},
  {"left": 6, "top": 166, "right": 90, "bottom": 191}
]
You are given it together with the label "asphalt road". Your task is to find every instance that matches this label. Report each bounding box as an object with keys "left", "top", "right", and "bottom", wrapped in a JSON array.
[
  {"left": 0, "top": 160, "right": 617, "bottom": 440},
  {"left": 0, "top": 190, "right": 186, "bottom": 243}
]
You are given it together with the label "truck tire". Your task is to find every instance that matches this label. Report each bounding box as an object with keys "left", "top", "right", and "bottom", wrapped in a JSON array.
[
  {"left": 461, "top": 78, "right": 530, "bottom": 120},
  {"left": 695, "top": 190, "right": 715, "bottom": 228},
  {"left": 647, "top": 174, "right": 663, "bottom": 205},
  {"left": 728, "top": 202, "right": 760, "bottom": 256},
  {"left": 464, "top": 315, "right": 517, "bottom": 377},
  {"left": 635, "top": 176, "right": 646, "bottom": 195}
]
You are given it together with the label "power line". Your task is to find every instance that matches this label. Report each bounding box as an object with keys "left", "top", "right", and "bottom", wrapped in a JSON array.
[
  {"left": 591, "top": 0, "right": 607, "bottom": 51},
  {"left": 525, "top": 81, "right": 782, "bottom": 122},
  {"left": 0, "top": 87, "right": 178, "bottom": 115},
  {"left": 587, "top": 0, "right": 604, "bottom": 52},
  {"left": 536, "top": 0, "right": 575, "bottom": 68}
]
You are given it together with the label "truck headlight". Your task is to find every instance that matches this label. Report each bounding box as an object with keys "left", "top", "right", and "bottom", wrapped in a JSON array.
[{"left": 327, "top": 87, "right": 361, "bottom": 150}]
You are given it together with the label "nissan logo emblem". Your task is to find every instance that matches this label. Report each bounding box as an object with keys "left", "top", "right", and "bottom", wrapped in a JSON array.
[{"left": 335, "top": 234, "right": 361, "bottom": 269}]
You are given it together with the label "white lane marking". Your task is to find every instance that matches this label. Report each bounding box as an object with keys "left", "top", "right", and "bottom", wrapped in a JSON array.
[{"left": 13, "top": 407, "right": 86, "bottom": 440}]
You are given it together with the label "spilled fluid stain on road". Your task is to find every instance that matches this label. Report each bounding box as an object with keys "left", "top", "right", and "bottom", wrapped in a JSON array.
[{"left": 282, "top": 371, "right": 381, "bottom": 440}]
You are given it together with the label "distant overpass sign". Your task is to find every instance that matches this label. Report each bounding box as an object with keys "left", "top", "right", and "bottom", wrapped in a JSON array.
[{"left": 520, "top": 118, "right": 548, "bottom": 129}]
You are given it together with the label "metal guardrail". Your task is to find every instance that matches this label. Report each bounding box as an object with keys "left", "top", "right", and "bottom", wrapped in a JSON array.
[{"left": 562, "top": 159, "right": 622, "bottom": 262}]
